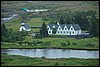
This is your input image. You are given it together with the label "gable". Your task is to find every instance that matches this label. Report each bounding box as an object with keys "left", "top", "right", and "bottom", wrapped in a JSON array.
[
  {"left": 47, "top": 24, "right": 81, "bottom": 31},
  {"left": 63, "top": 25, "right": 68, "bottom": 30},
  {"left": 72, "top": 24, "right": 81, "bottom": 30},
  {"left": 69, "top": 25, "right": 75, "bottom": 31}
]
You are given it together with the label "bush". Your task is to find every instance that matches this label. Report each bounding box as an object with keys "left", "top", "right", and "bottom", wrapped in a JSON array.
[
  {"left": 35, "top": 33, "right": 42, "bottom": 38},
  {"left": 40, "top": 41, "right": 51, "bottom": 46},
  {"left": 37, "top": 40, "right": 43, "bottom": 44},
  {"left": 44, "top": 41, "right": 51, "bottom": 46},
  {"left": 67, "top": 41, "right": 70, "bottom": 46},
  {"left": 72, "top": 42, "right": 77, "bottom": 45},
  {"left": 86, "top": 43, "right": 95, "bottom": 47},
  {"left": 61, "top": 42, "right": 67, "bottom": 46},
  {"left": 32, "top": 41, "right": 37, "bottom": 45},
  {"left": 55, "top": 62, "right": 59, "bottom": 66}
]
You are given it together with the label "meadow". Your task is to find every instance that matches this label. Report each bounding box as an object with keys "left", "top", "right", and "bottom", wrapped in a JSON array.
[
  {"left": 1, "top": 54, "right": 99, "bottom": 66},
  {"left": 1, "top": 37, "right": 99, "bottom": 50}
]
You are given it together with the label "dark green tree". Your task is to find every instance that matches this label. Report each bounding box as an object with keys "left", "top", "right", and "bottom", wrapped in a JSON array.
[
  {"left": 59, "top": 15, "right": 65, "bottom": 24},
  {"left": 1, "top": 24, "right": 7, "bottom": 36},
  {"left": 89, "top": 15, "right": 99, "bottom": 37},
  {"left": 40, "top": 22, "right": 48, "bottom": 37}
]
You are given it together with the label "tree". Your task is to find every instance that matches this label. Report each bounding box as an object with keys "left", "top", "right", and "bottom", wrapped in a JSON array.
[
  {"left": 59, "top": 15, "right": 65, "bottom": 24},
  {"left": 89, "top": 15, "right": 99, "bottom": 37},
  {"left": 40, "top": 22, "right": 48, "bottom": 37},
  {"left": 1, "top": 24, "right": 7, "bottom": 36}
]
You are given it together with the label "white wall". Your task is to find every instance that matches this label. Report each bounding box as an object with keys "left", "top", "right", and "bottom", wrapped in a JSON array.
[
  {"left": 77, "top": 30, "right": 82, "bottom": 35},
  {"left": 47, "top": 26, "right": 53, "bottom": 35},
  {"left": 26, "top": 28, "right": 31, "bottom": 31},
  {"left": 47, "top": 25, "right": 82, "bottom": 35},
  {"left": 19, "top": 26, "right": 31, "bottom": 31},
  {"left": 48, "top": 30, "right": 52, "bottom": 34},
  {"left": 19, "top": 26, "right": 26, "bottom": 31}
]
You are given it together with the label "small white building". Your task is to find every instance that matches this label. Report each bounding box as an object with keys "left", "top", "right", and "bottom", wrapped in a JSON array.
[
  {"left": 47, "top": 23, "right": 82, "bottom": 35},
  {"left": 19, "top": 20, "right": 31, "bottom": 31}
]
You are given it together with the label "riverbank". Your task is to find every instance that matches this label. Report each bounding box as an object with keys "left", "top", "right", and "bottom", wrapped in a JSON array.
[
  {"left": 1, "top": 47, "right": 99, "bottom": 51},
  {"left": 1, "top": 37, "right": 99, "bottom": 50},
  {"left": 1, "top": 54, "right": 99, "bottom": 66}
]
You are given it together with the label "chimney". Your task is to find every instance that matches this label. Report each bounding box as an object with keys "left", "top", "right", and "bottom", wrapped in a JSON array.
[{"left": 57, "top": 22, "right": 59, "bottom": 25}]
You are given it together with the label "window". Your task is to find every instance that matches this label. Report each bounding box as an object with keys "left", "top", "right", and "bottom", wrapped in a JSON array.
[
  {"left": 58, "top": 31, "right": 59, "bottom": 33},
  {"left": 49, "top": 31, "right": 51, "bottom": 33},
  {"left": 65, "top": 28, "right": 66, "bottom": 30},
  {"left": 66, "top": 31, "right": 68, "bottom": 34},
  {"left": 61, "top": 31, "right": 62, "bottom": 33},
  {"left": 73, "top": 32, "right": 74, "bottom": 34},
  {"left": 71, "top": 28, "right": 73, "bottom": 30},
  {"left": 64, "top": 31, "right": 65, "bottom": 33},
  {"left": 59, "top": 28, "right": 61, "bottom": 30}
]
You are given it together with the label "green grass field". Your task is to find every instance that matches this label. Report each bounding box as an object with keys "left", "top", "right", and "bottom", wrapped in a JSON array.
[
  {"left": 28, "top": 18, "right": 51, "bottom": 27},
  {"left": 4, "top": 17, "right": 50, "bottom": 32},
  {"left": 1, "top": 54, "right": 99, "bottom": 66},
  {"left": 1, "top": 37, "right": 99, "bottom": 50}
]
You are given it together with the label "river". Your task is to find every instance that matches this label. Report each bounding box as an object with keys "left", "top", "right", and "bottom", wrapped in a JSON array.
[{"left": 1, "top": 49, "right": 99, "bottom": 59}]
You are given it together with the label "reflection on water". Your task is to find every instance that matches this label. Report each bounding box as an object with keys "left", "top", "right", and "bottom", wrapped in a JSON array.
[{"left": 1, "top": 49, "right": 99, "bottom": 58}]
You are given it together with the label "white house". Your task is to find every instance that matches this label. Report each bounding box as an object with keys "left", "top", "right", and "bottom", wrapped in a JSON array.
[
  {"left": 47, "top": 23, "right": 82, "bottom": 35},
  {"left": 19, "top": 20, "right": 31, "bottom": 31}
]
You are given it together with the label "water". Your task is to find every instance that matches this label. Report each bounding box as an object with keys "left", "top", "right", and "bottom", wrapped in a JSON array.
[{"left": 1, "top": 49, "right": 99, "bottom": 59}]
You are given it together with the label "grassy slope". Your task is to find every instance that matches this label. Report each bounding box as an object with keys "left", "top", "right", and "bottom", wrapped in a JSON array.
[
  {"left": 1, "top": 37, "right": 99, "bottom": 50},
  {"left": 28, "top": 18, "right": 51, "bottom": 27},
  {"left": 2, "top": 1, "right": 99, "bottom": 32},
  {"left": 1, "top": 54, "right": 99, "bottom": 66}
]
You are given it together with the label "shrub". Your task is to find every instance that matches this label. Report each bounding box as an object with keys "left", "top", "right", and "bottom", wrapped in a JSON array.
[
  {"left": 61, "top": 42, "right": 67, "bottom": 46},
  {"left": 40, "top": 42, "right": 51, "bottom": 46},
  {"left": 35, "top": 33, "right": 42, "bottom": 38},
  {"left": 86, "top": 43, "right": 95, "bottom": 47},
  {"left": 55, "top": 62, "right": 59, "bottom": 66},
  {"left": 37, "top": 40, "right": 43, "bottom": 44},
  {"left": 44, "top": 41, "right": 51, "bottom": 46},
  {"left": 67, "top": 41, "right": 70, "bottom": 46},
  {"left": 72, "top": 42, "right": 77, "bottom": 45},
  {"left": 32, "top": 41, "right": 37, "bottom": 45}
]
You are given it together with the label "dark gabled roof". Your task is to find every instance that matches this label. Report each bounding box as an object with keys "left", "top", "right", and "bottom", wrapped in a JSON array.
[
  {"left": 66, "top": 24, "right": 73, "bottom": 29},
  {"left": 60, "top": 24, "right": 66, "bottom": 29},
  {"left": 48, "top": 24, "right": 81, "bottom": 30},
  {"left": 72, "top": 24, "right": 81, "bottom": 30},
  {"left": 48, "top": 24, "right": 59, "bottom": 29},
  {"left": 24, "top": 24, "right": 30, "bottom": 29}
]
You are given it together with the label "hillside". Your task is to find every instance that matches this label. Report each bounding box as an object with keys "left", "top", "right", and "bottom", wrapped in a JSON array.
[
  {"left": 1, "top": 1, "right": 99, "bottom": 17},
  {"left": 1, "top": 1, "right": 99, "bottom": 32}
]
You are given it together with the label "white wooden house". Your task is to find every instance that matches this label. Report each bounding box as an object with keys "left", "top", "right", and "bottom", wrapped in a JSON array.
[
  {"left": 47, "top": 23, "right": 82, "bottom": 35},
  {"left": 19, "top": 20, "right": 31, "bottom": 31}
]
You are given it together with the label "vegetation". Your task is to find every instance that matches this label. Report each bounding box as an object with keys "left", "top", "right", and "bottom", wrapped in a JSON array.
[
  {"left": 1, "top": 54, "right": 99, "bottom": 66},
  {"left": 1, "top": 1, "right": 99, "bottom": 49},
  {"left": 39, "top": 22, "right": 48, "bottom": 37},
  {"left": 59, "top": 11, "right": 99, "bottom": 37},
  {"left": 1, "top": 36, "right": 99, "bottom": 50},
  {"left": 1, "top": 24, "right": 28, "bottom": 42}
]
